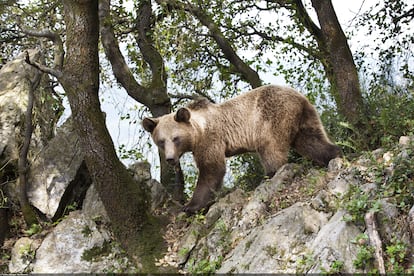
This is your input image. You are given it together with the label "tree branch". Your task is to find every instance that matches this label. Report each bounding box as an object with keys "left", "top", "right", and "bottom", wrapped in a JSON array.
[
  {"left": 18, "top": 74, "right": 41, "bottom": 226},
  {"left": 24, "top": 51, "right": 63, "bottom": 79},
  {"left": 246, "top": 24, "right": 323, "bottom": 60},
  {"left": 135, "top": 0, "right": 167, "bottom": 90},
  {"left": 156, "top": 0, "right": 262, "bottom": 88},
  {"left": 18, "top": 23, "right": 64, "bottom": 72},
  {"left": 291, "top": 0, "right": 323, "bottom": 41},
  {"left": 99, "top": 0, "right": 151, "bottom": 105},
  {"left": 365, "top": 211, "right": 386, "bottom": 274}
]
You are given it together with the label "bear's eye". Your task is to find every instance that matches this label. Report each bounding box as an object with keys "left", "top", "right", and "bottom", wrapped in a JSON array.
[
  {"left": 172, "top": 137, "right": 180, "bottom": 145},
  {"left": 157, "top": 139, "right": 165, "bottom": 148}
]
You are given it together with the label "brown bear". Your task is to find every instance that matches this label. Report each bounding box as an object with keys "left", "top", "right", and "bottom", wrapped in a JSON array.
[{"left": 142, "top": 85, "right": 341, "bottom": 214}]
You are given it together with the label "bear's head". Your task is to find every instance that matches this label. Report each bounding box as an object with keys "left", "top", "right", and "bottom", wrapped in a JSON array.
[{"left": 142, "top": 108, "right": 194, "bottom": 165}]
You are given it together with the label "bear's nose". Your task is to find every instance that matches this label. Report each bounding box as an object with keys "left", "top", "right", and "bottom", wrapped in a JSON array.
[{"left": 166, "top": 158, "right": 176, "bottom": 165}]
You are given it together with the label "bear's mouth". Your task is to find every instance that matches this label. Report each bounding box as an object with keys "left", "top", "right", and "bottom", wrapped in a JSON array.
[{"left": 166, "top": 158, "right": 178, "bottom": 166}]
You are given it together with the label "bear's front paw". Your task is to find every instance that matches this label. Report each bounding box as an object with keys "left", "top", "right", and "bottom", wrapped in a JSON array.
[{"left": 182, "top": 200, "right": 214, "bottom": 215}]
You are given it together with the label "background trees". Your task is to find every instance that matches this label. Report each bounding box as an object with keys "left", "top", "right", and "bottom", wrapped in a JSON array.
[{"left": 0, "top": 0, "right": 413, "bottom": 267}]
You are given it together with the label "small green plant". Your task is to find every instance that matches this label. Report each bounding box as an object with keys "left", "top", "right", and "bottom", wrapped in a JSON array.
[
  {"left": 329, "top": 260, "right": 344, "bottom": 273},
  {"left": 178, "top": 247, "right": 190, "bottom": 258},
  {"left": 343, "top": 186, "right": 371, "bottom": 224},
  {"left": 296, "top": 253, "right": 315, "bottom": 273},
  {"left": 81, "top": 225, "right": 93, "bottom": 237},
  {"left": 351, "top": 233, "right": 375, "bottom": 271},
  {"left": 264, "top": 245, "right": 278, "bottom": 257},
  {"left": 23, "top": 223, "right": 42, "bottom": 236},
  {"left": 187, "top": 256, "right": 223, "bottom": 274},
  {"left": 81, "top": 241, "right": 112, "bottom": 262},
  {"left": 385, "top": 239, "right": 408, "bottom": 273},
  {"left": 19, "top": 242, "right": 36, "bottom": 264}
]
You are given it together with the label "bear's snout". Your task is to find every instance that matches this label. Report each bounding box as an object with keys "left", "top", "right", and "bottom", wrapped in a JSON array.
[{"left": 166, "top": 158, "right": 177, "bottom": 165}]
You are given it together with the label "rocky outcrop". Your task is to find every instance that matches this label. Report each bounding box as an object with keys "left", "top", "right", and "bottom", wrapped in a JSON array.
[
  {"left": 157, "top": 138, "right": 414, "bottom": 273},
  {"left": 27, "top": 119, "right": 90, "bottom": 220},
  {"left": 8, "top": 160, "right": 165, "bottom": 273},
  {"left": 0, "top": 49, "right": 61, "bottom": 166}
]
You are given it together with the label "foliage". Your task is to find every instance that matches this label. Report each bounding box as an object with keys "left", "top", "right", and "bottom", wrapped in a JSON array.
[
  {"left": 228, "top": 153, "right": 264, "bottom": 191},
  {"left": 356, "top": 0, "right": 414, "bottom": 90},
  {"left": 353, "top": 244, "right": 375, "bottom": 270},
  {"left": 385, "top": 238, "right": 409, "bottom": 273},
  {"left": 322, "top": 83, "right": 414, "bottom": 154},
  {"left": 343, "top": 142, "right": 414, "bottom": 224},
  {"left": 23, "top": 223, "right": 42, "bottom": 236},
  {"left": 187, "top": 256, "right": 223, "bottom": 274}
]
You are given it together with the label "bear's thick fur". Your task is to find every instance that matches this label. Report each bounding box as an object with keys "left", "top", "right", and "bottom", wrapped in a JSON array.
[{"left": 142, "top": 85, "right": 341, "bottom": 213}]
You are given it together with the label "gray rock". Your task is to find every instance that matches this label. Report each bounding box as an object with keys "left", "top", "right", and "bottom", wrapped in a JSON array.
[
  {"left": 31, "top": 211, "right": 136, "bottom": 273},
  {"left": 218, "top": 203, "right": 328, "bottom": 273},
  {"left": 0, "top": 50, "right": 40, "bottom": 162},
  {"left": 399, "top": 136, "right": 413, "bottom": 147},
  {"left": 307, "top": 210, "right": 362, "bottom": 273},
  {"left": 327, "top": 172, "right": 357, "bottom": 198},
  {"left": 376, "top": 199, "right": 411, "bottom": 246},
  {"left": 409, "top": 205, "right": 414, "bottom": 239},
  {"left": 129, "top": 161, "right": 168, "bottom": 211},
  {"left": 8, "top": 237, "right": 41, "bottom": 273},
  {"left": 82, "top": 183, "right": 110, "bottom": 223},
  {"left": 27, "top": 119, "right": 91, "bottom": 220},
  {"left": 0, "top": 49, "right": 60, "bottom": 164},
  {"left": 328, "top": 157, "right": 344, "bottom": 172},
  {"left": 238, "top": 163, "right": 301, "bottom": 229}
]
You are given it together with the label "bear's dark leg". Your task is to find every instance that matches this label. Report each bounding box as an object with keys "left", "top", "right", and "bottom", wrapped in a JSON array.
[
  {"left": 293, "top": 129, "right": 341, "bottom": 166},
  {"left": 258, "top": 146, "right": 288, "bottom": 178},
  {"left": 183, "top": 158, "right": 226, "bottom": 214}
]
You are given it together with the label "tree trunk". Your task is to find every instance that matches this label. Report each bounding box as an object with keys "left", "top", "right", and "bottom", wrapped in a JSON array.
[
  {"left": 60, "top": 0, "right": 161, "bottom": 269},
  {"left": 99, "top": 0, "right": 184, "bottom": 203},
  {"left": 310, "top": 0, "right": 366, "bottom": 126},
  {"left": 0, "top": 168, "right": 9, "bottom": 246},
  {"left": 17, "top": 74, "right": 39, "bottom": 227}
]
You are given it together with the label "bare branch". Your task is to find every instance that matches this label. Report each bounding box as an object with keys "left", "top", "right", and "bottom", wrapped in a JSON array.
[
  {"left": 18, "top": 24, "right": 64, "bottom": 71},
  {"left": 169, "top": 91, "right": 215, "bottom": 104},
  {"left": 365, "top": 211, "right": 386, "bottom": 274},
  {"left": 292, "top": 0, "right": 323, "bottom": 40},
  {"left": 24, "top": 51, "right": 63, "bottom": 78}
]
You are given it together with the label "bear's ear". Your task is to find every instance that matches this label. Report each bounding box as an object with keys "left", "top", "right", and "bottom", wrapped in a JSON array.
[
  {"left": 142, "top": 117, "right": 158, "bottom": 133},
  {"left": 174, "top": 108, "right": 191, "bottom": 123}
]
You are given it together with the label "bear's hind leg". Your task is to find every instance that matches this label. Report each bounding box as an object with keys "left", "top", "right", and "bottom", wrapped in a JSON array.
[{"left": 258, "top": 146, "right": 288, "bottom": 178}]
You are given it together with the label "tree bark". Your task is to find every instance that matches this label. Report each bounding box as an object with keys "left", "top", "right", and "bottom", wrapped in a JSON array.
[
  {"left": 0, "top": 207, "right": 8, "bottom": 246},
  {"left": 17, "top": 69, "right": 40, "bottom": 227},
  {"left": 99, "top": 0, "right": 184, "bottom": 203},
  {"left": 60, "top": 0, "right": 160, "bottom": 268},
  {"left": 309, "top": 0, "right": 366, "bottom": 126}
]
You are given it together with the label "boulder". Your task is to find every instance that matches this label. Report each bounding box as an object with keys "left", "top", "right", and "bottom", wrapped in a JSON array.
[
  {"left": 0, "top": 49, "right": 61, "bottom": 165},
  {"left": 31, "top": 211, "right": 136, "bottom": 273},
  {"left": 8, "top": 237, "right": 41, "bottom": 273},
  {"left": 307, "top": 210, "right": 362, "bottom": 273},
  {"left": 217, "top": 203, "right": 330, "bottom": 273},
  {"left": 0, "top": 50, "right": 40, "bottom": 161},
  {"left": 82, "top": 183, "right": 110, "bottom": 223},
  {"left": 27, "top": 119, "right": 91, "bottom": 220},
  {"left": 129, "top": 161, "right": 168, "bottom": 211}
]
